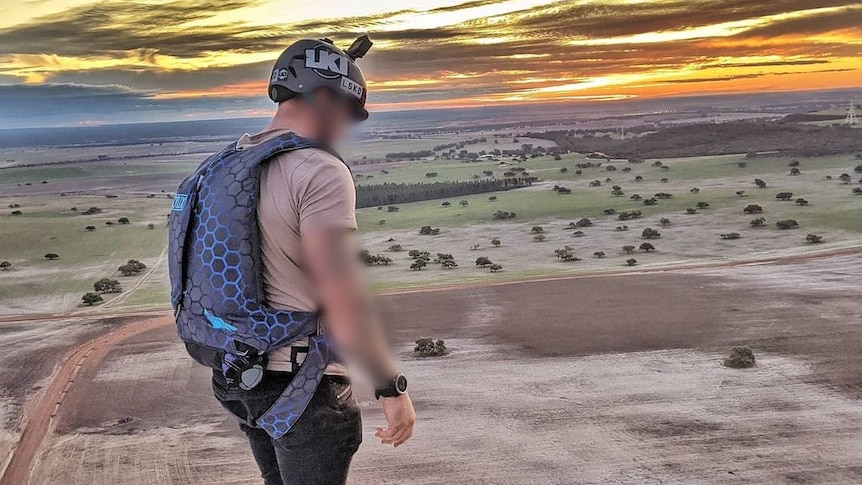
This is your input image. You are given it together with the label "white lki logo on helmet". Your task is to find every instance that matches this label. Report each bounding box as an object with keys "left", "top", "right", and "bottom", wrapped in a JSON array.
[{"left": 305, "top": 46, "right": 348, "bottom": 78}]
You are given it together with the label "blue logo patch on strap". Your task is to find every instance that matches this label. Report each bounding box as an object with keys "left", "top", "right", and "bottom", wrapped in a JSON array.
[
  {"left": 204, "top": 309, "right": 237, "bottom": 333},
  {"left": 172, "top": 194, "right": 189, "bottom": 211}
]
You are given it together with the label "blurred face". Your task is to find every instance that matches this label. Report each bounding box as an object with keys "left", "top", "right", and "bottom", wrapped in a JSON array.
[{"left": 309, "top": 88, "right": 357, "bottom": 146}]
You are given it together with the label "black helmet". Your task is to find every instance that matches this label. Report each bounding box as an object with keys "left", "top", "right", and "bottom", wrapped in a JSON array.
[{"left": 268, "top": 35, "right": 373, "bottom": 121}]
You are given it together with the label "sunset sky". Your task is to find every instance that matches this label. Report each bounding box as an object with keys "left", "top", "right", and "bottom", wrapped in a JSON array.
[{"left": 1, "top": 0, "right": 860, "bottom": 126}]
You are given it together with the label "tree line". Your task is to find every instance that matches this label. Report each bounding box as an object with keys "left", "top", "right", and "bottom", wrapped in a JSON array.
[{"left": 355, "top": 178, "right": 533, "bottom": 208}]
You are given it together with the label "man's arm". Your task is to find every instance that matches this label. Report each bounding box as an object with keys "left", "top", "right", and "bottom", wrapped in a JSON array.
[{"left": 302, "top": 228, "right": 415, "bottom": 447}]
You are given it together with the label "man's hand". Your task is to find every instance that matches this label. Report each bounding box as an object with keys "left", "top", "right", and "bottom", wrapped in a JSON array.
[{"left": 375, "top": 393, "right": 416, "bottom": 447}]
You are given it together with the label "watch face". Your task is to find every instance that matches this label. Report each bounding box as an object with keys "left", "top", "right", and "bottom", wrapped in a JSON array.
[{"left": 395, "top": 374, "right": 408, "bottom": 394}]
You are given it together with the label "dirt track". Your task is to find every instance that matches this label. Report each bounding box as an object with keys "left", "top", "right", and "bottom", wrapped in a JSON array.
[
  {"left": 0, "top": 315, "right": 168, "bottom": 485},
  {"left": 4, "top": 253, "right": 862, "bottom": 484}
]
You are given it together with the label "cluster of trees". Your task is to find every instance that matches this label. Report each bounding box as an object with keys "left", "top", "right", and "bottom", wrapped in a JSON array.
[
  {"left": 475, "top": 257, "right": 503, "bottom": 272},
  {"left": 359, "top": 249, "right": 393, "bottom": 266},
  {"left": 419, "top": 226, "right": 440, "bottom": 235},
  {"left": 355, "top": 178, "right": 532, "bottom": 208},
  {"left": 414, "top": 338, "right": 448, "bottom": 357},
  {"left": 492, "top": 210, "right": 517, "bottom": 220}
]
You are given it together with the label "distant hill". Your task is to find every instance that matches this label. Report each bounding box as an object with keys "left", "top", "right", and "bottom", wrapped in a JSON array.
[{"left": 530, "top": 122, "right": 862, "bottom": 159}]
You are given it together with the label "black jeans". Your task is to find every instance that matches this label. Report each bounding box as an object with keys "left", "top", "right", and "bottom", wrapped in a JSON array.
[{"left": 213, "top": 370, "right": 363, "bottom": 485}]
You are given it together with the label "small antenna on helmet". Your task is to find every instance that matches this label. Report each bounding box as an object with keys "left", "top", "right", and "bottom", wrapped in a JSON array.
[{"left": 345, "top": 35, "right": 373, "bottom": 60}]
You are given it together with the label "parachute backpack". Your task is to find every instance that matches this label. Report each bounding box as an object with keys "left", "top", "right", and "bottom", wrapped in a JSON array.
[{"left": 168, "top": 132, "right": 334, "bottom": 439}]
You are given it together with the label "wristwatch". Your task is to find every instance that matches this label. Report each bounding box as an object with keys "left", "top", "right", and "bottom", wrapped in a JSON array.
[{"left": 375, "top": 373, "right": 408, "bottom": 399}]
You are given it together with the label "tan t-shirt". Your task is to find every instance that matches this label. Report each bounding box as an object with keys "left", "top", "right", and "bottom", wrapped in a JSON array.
[{"left": 236, "top": 129, "right": 355, "bottom": 374}]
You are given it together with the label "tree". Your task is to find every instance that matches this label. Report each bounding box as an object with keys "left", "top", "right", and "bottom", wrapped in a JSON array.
[
  {"left": 626, "top": 258, "right": 638, "bottom": 266},
  {"left": 10, "top": 210, "right": 22, "bottom": 216},
  {"left": 82, "top": 292, "right": 103, "bottom": 306},
  {"left": 775, "top": 192, "right": 793, "bottom": 201},
  {"left": 724, "top": 347, "right": 755, "bottom": 369},
  {"left": 690, "top": 187, "right": 700, "bottom": 193},
  {"left": 410, "top": 260, "right": 427, "bottom": 271},
  {"left": 442, "top": 201, "right": 451, "bottom": 207},
  {"left": 119, "top": 259, "right": 147, "bottom": 276},
  {"left": 789, "top": 167, "right": 801, "bottom": 176},
  {"left": 593, "top": 251, "right": 606, "bottom": 258},
  {"left": 118, "top": 217, "right": 130, "bottom": 224},
  {"left": 806, "top": 234, "right": 824, "bottom": 244},
  {"left": 639, "top": 242, "right": 655, "bottom": 252},
  {"left": 459, "top": 200, "right": 469, "bottom": 207},
  {"left": 776, "top": 219, "right": 799, "bottom": 230},
  {"left": 533, "top": 234, "right": 547, "bottom": 242},
  {"left": 686, "top": 208, "right": 698, "bottom": 214},
  {"left": 475, "top": 257, "right": 493, "bottom": 267},
  {"left": 615, "top": 225, "right": 629, "bottom": 232},
  {"left": 623, "top": 245, "right": 636, "bottom": 254},
  {"left": 441, "top": 260, "right": 458, "bottom": 269},
  {"left": 388, "top": 244, "right": 403, "bottom": 252},
  {"left": 696, "top": 201, "right": 710, "bottom": 209},
  {"left": 419, "top": 226, "right": 440, "bottom": 235},
  {"left": 530, "top": 226, "right": 544, "bottom": 234},
  {"left": 488, "top": 196, "right": 497, "bottom": 202},
  {"left": 491, "top": 238, "right": 501, "bottom": 247},
  {"left": 641, "top": 228, "right": 661, "bottom": 239},
  {"left": 630, "top": 194, "right": 642, "bottom": 201},
  {"left": 743, "top": 204, "right": 763, "bottom": 214},
  {"left": 659, "top": 218, "right": 671, "bottom": 226},
  {"left": 754, "top": 178, "right": 767, "bottom": 189},
  {"left": 853, "top": 187, "right": 862, "bottom": 195},
  {"left": 575, "top": 218, "right": 592, "bottom": 228},
  {"left": 147, "top": 223, "right": 155, "bottom": 229},
  {"left": 489, "top": 264, "right": 503, "bottom": 273},
  {"left": 611, "top": 188, "right": 625, "bottom": 197},
  {"left": 604, "top": 208, "right": 617, "bottom": 215},
  {"left": 736, "top": 190, "right": 746, "bottom": 197},
  {"left": 839, "top": 173, "right": 853, "bottom": 183},
  {"left": 795, "top": 198, "right": 809, "bottom": 206},
  {"left": 94, "top": 278, "right": 123, "bottom": 293},
  {"left": 44, "top": 253, "right": 60, "bottom": 260},
  {"left": 85, "top": 225, "right": 96, "bottom": 232},
  {"left": 0, "top": 261, "right": 11, "bottom": 270},
  {"left": 720, "top": 233, "right": 741, "bottom": 240},
  {"left": 643, "top": 198, "right": 658, "bottom": 206},
  {"left": 750, "top": 217, "right": 766, "bottom": 227},
  {"left": 788, "top": 160, "right": 800, "bottom": 167}
]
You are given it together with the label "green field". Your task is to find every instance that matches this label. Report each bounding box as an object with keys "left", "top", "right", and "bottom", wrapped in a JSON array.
[{"left": 2, "top": 138, "right": 860, "bottom": 313}]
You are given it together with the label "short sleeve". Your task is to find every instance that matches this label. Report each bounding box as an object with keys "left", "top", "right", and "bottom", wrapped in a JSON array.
[{"left": 294, "top": 150, "right": 357, "bottom": 233}]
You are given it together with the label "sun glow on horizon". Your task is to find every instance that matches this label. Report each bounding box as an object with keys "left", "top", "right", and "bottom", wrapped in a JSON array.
[{"left": 0, "top": 0, "right": 859, "bottom": 117}]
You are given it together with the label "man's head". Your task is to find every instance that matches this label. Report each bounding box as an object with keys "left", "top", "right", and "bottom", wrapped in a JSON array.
[{"left": 268, "top": 37, "right": 372, "bottom": 145}]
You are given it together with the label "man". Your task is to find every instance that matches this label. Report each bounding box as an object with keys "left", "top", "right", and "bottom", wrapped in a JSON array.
[{"left": 168, "top": 36, "right": 415, "bottom": 485}]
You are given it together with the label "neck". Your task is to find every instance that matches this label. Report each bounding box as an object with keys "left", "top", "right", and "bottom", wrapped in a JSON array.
[{"left": 264, "top": 101, "right": 319, "bottom": 139}]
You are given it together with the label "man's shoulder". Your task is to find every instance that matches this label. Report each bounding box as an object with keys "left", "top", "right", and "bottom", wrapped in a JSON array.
[{"left": 273, "top": 147, "right": 347, "bottom": 175}]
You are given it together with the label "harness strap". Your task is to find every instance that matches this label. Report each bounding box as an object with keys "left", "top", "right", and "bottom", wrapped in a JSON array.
[{"left": 256, "top": 334, "right": 333, "bottom": 439}]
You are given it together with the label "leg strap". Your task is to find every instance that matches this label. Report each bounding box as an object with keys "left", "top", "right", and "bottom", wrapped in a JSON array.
[{"left": 256, "top": 334, "right": 332, "bottom": 439}]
